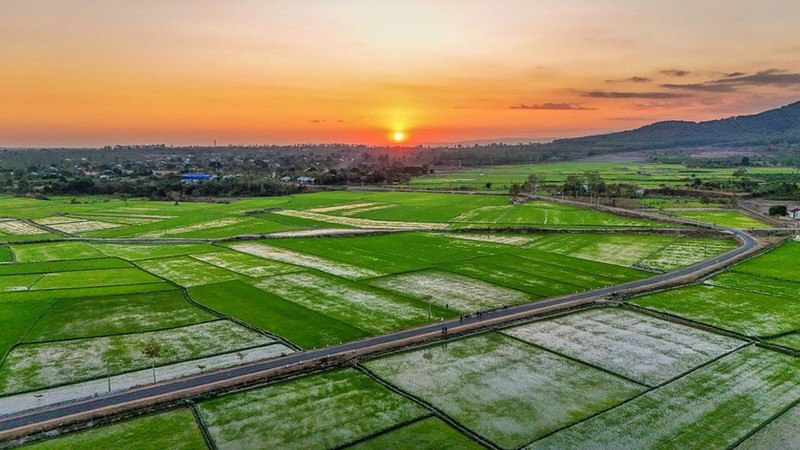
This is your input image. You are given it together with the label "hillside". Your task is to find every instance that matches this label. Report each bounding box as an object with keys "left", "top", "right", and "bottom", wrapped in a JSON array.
[{"left": 550, "top": 100, "right": 800, "bottom": 152}]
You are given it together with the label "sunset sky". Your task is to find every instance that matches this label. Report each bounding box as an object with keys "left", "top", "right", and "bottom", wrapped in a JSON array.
[{"left": 2, "top": 0, "right": 800, "bottom": 147}]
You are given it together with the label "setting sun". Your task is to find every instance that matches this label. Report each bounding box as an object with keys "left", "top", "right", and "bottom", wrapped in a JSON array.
[{"left": 392, "top": 131, "right": 407, "bottom": 143}]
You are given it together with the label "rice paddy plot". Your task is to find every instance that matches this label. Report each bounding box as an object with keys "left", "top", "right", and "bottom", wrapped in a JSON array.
[
  {"left": 528, "top": 346, "right": 800, "bottom": 450},
  {"left": 280, "top": 190, "right": 509, "bottom": 223},
  {"left": 766, "top": 333, "right": 800, "bottom": 351},
  {"left": 228, "top": 242, "right": 382, "bottom": 279},
  {"left": 255, "top": 272, "right": 448, "bottom": 334},
  {"left": 440, "top": 258, "right": 582, "bottom": 298},
  {"left": 0, "top": 245, "right": 11, "bottom": 262},
  {"left": 503, "top": 307, "right": 744, "bottom": 386},
  {"left": 45, "top": 219, "right": 122, "bottom": 234},
  {"left": 730, "top": 241, "right": 800, "bottom": 282},
  {"left": 0, "top": 300, "right": 55, "bottom": 362},
  {"left": 90, "top": 243, "right": 223, "bottom": 260},
  {"left": 10, "top": 241, "right": 106, "bottom": 262},
  {"left": 190, "top": 251, "right": 301, "bottom": 278},
  {"left": 630, "top": 284, "right": 800, "bottom": 337},
  {"left": 709, "top": 271, "right": 800, "bottom": 298},
  {"left": 21, "top": 408, "right": 207, "bottom": 450},
  {"left": 344, "top": 196, "right": 509, "bottom": 223},
  {"left": 478, "top": 254, "right": 613, "bottom": 290},
  {"left": 22, "top": 291, "right": 215, "bottom": 342},
  {"left": 450, "top": 201, "right": 666, "bottom": 228},
  {"left": 29, "top": 267, "right": 162, "bottom": 290},
  {"left": 551, "top": 234, "right": 671, "bottom": 268},
  {"left": 275, "top": 208, "right": 447, "bottom": 230},
  {"left": 445, "top": 232, "right": 537, "bottom": 246},
  {"left": 197, "top": 368, "right": 427, "bottom": 450},
  {"left": 736, "top": 401, "right": 800, "bottom": 450},
  {"left": 668, "top": 209, "right": 768, "bottom": 229},
  {"left": 0, "top": 282, "right": 176, "bottom": 303},
  {"left": 265, "top": 237, "right": 433, "bottom": 274},
  {"left": 636, "top": 238, "right": 735, "bottom": 271},
  {"left": 510, "top": 250, "right": 646, "bottom": 283},
  {"left": 317, "top": 232, "right": 507, "bottom": 266},
  {"left": 365, "top": 332, "right": 642, "bottom": 449},
  {"left": 190, "top": 281, "right": 368, "bottom": 348},
  {"left": 136, "top": 256, "right": 241, "bottom": 287},
  {"left": 0, "top": 320, "right": 273, "bottom": 394},
  {"left": 370, "top": 270, "right": 531, "bottom": 312},
  {"left": 0, "top": 257, "right": 132, "bottom": 276},
  {"left": 0, "top": 274, "right": 43, "bottom": 292},
  {"left": 346, "top": 417, "right": 484, "bottom": 450},
  {"left": 0, "top": 219, "right": 50, "bottom": 237}
]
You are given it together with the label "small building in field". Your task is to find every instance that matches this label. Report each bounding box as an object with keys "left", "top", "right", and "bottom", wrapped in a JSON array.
[
  {"left": 790, "top": 207, "right": 800, "bottom": 220},
  {"left": 181, "top": 173, "right": 213, "bottom": 182},
  {"left": 297, "top": 176, "right": 315, "bottom": 185}
]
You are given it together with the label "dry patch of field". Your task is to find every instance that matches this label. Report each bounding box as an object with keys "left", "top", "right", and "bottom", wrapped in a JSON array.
[
  {"left": 0, "top": 220, "right": 49, "bottom": 235},
  {"left": 445, "top": 233, "right": 535, "bottom": 246},
  {"left": 306, "top": 202, "right": 381, "bottom": 213},
  {"left": 229, "top": 242, "right": 381, "bottom": 279},
  {"left": 275, "top": 209, "right": 448, "bottom": 230},
  {"left": 371, "top": 270, "right": 530, "bottom": 312},
  {"left": 0, "top": 320, "right": 273, "bottom": 393},
  {"left": 138, "top": 218, "right": 243, "bottom": 238}
]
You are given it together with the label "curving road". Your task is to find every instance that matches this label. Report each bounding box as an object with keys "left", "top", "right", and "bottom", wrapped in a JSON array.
[{"left": 0, "top": 225, "right": 759, "bottom": 439}]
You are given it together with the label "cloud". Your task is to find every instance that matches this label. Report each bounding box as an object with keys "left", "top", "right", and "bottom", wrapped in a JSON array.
[
  {"left": 660, "top": 83, "right": 737, "bottom": 92},
  {"left": 605, "top": 76, "right": 651, "bottom": 83},
  {"left": 716, "top": 69, "right": 800, "bottom": 86},
  {"left": 309, "top": 119, "right": 326, "bottom": 123},
  {"left": 658, "top": 68, "right": 800, "bottom": 93},
  {"left": 580, "top": 91, "right": 690, "bottom": 99},
  {"left": 510, "top": 102, "right": 595, "bottom": 110},
  {"left": 660, "top": 69, "right": 690, "bottom": 77},
  {"left": 725, "top": 72, "right": 746, "bottom": 78}
]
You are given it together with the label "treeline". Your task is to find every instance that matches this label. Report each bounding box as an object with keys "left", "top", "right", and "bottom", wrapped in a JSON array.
[{"left": 32, "top": 176, "right": 303, "bottom": 199}]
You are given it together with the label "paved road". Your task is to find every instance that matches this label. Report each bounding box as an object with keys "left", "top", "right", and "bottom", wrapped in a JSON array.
[{"left": 0, "top": 225, "right": 759, "bottom": 437}]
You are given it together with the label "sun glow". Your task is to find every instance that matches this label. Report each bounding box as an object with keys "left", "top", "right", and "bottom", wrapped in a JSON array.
[{"left": 392, "top": 131, "right": 407, "bottom": 143}]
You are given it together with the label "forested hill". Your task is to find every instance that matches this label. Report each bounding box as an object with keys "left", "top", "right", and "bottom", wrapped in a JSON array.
[{"left": 550, "top": 100, "right": 800, "bottom": 152}]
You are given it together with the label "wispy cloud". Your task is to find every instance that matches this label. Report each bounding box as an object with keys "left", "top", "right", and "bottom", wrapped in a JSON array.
[
  {"left": 660, "top": 83, "right": 736, "bottom": 92},
  {"left": 510, "top": 102, "right": 595, "bottom": 110},
  {"left": 605, "top": 76, "right": 651, "bottom": 83},
  {"left": 660, "top": 69, "right": 690, "bottom": 77},
  {"left": 581, "top": 91, "right": 690, "bottom": 99},
  {"left": 717, "top": 69, "right": 800, "bottom": 86},
  {"left": 660, "top": 68, "right": 800, "bottom": 93}
]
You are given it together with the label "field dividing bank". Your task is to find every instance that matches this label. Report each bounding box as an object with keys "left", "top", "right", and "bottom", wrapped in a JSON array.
[{"left": 527, "top": 346, "right": 800, "bottom": 449}]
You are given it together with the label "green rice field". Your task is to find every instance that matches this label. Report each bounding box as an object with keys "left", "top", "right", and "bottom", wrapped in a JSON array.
[
  {"left": 3, "top": 189, "right": 797, "bottom": 449},
  {"left": 408, "top": 161, "right": 799, "bottom": 191},
  {"left": 21, "top": 408, "right": 206, "bottom": 450}
]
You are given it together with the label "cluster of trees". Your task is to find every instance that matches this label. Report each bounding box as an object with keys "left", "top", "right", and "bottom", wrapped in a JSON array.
[{"left": 509, "top": 171, "right": 646, "bottom": 203}]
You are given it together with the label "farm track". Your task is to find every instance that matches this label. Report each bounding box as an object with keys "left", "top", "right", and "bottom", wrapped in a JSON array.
[{"left": 0, "top": 204, "right": 762, "bottom": 444}]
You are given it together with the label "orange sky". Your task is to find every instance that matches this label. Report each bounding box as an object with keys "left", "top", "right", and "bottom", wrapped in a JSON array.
[{"left": 2, "top": 1, "right": 800, "bottom": 147}]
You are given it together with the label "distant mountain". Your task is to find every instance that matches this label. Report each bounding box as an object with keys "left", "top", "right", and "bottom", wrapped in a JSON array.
[{"left": 550, "top": 100, "right": 800, "bottom": 152}]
